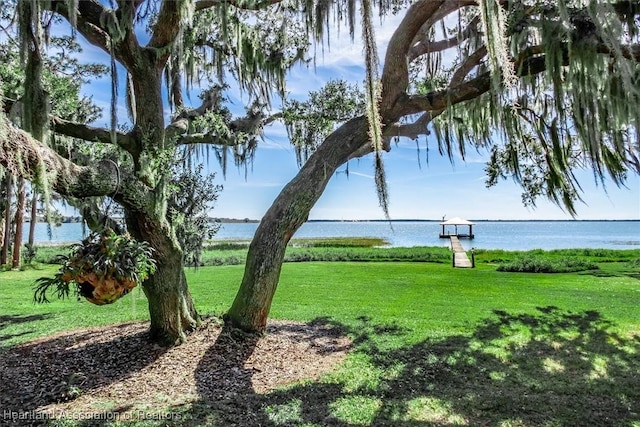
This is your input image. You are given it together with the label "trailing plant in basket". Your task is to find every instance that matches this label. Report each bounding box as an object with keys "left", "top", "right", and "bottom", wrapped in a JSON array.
[{"left": 34, "top": 229, "right": 156, "bottom": 305}]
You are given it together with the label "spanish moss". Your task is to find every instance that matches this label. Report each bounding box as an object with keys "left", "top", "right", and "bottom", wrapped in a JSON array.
[
  {"left": 361, "top": 0, "right": 389, "bottom": 219},
  {"left": 433, "top": 0, "right": 639, "bottom": 215}
]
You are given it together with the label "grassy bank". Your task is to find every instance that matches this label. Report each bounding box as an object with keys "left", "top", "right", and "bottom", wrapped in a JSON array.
[
  {"left": 27, "top": 238, "right": 640, "bottom": 269},
  {"left": 1, "top": 243, "right": 639, "bottom": 426},
  {"left": 28, "top": 238, "right": 454, "bottom": 267}
]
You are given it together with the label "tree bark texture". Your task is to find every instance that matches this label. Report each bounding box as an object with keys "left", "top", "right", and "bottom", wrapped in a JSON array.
[
  {"left": 1, "top": 173, "right": 13, "bottom": 265},
  {"left": 28, "top": 192, "right": 37, "bottom": 246},
  {"left": 11, "top": 177, "right": 26, "bottom": 269},
  {"left": 121, "top": 56, "right": 201, "bottom": 345},
  {"left": 226, "top": 117, "right": 370, "bottom": 332},
  {"left": 125, "top": 210, "right": 201, "bottom": 345}
]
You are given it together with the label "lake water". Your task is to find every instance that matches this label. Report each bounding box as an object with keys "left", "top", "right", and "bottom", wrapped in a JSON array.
[{"left": 23, "top": 220, "right": 640, "bottom": 251}]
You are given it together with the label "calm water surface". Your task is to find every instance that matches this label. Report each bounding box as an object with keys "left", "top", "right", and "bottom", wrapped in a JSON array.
[{"left": 27, "top": 220, "right": 640, "bottom": 250}]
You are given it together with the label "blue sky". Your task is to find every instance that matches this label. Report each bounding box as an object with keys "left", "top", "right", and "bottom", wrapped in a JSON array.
[
  {"left": 212, "top": 130, "right": 640, "bottom": 220},
  {"left": 76, "top": 6, "right": 639, "bottom": 221}
]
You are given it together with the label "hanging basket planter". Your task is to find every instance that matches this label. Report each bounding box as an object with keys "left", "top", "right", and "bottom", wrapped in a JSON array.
[
  {"left": 34, "top": 229, "right": 156, "bottom": 305},
  {"left": 72, "top": 272, "right": 139, "bottom": 306}
]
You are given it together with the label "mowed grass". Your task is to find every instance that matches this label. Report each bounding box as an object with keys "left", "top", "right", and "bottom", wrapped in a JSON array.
[
  {"left": 1, "top": 255, "right": 639, "bottom": 426},
  {"left": 3, "top": 262, "right": 638, "bottom": 347}
]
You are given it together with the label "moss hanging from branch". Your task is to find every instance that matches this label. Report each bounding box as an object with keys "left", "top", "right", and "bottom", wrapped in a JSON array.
[
  {"left": 478, "top": 0, "right": 517, "bottom": 92},
  {"left": 430, "top": 0, "right": 640, "bottom": 215},
  {"left": 16, "top": 0, "right": 56, "bottom": 219},
  {"left": 361, "top": 0, "right": 389, "bottom": 219},
  {"left": 0, "top": 78, "right": 4, "bottom": 140},
  {"left": 108, "top": 40, "right": 119, "bottom": 147},
  {"left": 125, "top": 72, "right": 136, "bottom": 123}
]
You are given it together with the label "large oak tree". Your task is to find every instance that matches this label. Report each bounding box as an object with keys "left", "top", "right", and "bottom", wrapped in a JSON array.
[
  {"left": 226, "top": 0, "right": 640, "bottom": 331},
  {"left": 0, "top": 0, "right": 315, "bottom": 345}
]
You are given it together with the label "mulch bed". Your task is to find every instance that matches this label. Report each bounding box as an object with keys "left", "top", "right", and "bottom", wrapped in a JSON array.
[{"left": 0, "top": 318, "right": 351, "bottom": 424}]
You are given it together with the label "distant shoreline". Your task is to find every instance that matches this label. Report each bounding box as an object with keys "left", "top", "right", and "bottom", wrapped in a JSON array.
[
  {"left": 304, "top": 218, "right": 640, "bottom": 223},
  {"left": 47, "top": 217, "right": 640, "bottom": 224},
  {"left": 25, "top": 219, "right": 639, "bottom": 249}
]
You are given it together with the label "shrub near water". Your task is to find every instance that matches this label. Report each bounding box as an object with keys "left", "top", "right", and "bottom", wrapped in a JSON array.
[
  {"left": 476, "top": 248, "right": 640, "bottom": 265},
  {"left": 199, "top": 238, "right": 452, "bottom": 266},
  {"left": 497, "top": 254, "right": 599, "bottom": 273},
  {"left": 285, "top": 246, "right": 451, "bottom": 263}
]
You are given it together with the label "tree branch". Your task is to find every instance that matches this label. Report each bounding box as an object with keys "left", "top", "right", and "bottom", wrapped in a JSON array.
[
  {"left": 404, "top": 38, "right": 640, "bottom": 118},
  {"left": 176, "top": 134, "right": 235, "bottom": 146},
  {"left": 166, "top": 87, "right": 281, "bottom": 146},
  {"left": 450, "top": 45, "right": 487, "bottom": 85},
  {"left": 408, "top": 15, "right": 480, "bottom": 62},
  {"left": 595, "top": 43, "right": 640, "bottom": 61},
  {"left": 51, "top": 116, "right": 137, "bottom": 152},
  {"left": 402, "top": 68, "right": 506, "bottom": 116},
  {"left": 173, "top": 111, "right": 282, "bottom": 146},
  {"left": 1, "top": 116, "right": 118, "bottom": 197},
  {"left": 385, "top": 112, "right": 435, "bottom": 140},
  {"left": 195, "top": 0, "right": 283, "bottom": 12},
  {"left": 409, "top": 1, "right": 477, "bottom": 55},
  {"left": 1, "top": 115, "right": 153, "bottom": 209},
  {"left": 148, "top": 1, "right": 184, "bottom": 52},
  {"left": 382, "top": 0, "right": 468, "bottom": 118},
  {"left": 165, "top": 86, "right": 224, "bottom": 141},
  {"left": 50, "top": 0, "right": 142, "bottom": 70},
  {"left": 50, "top": 0, "right": 112, "bottom": 56}
]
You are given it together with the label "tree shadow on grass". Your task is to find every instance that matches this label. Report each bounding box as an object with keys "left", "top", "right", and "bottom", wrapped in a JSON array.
[
  {"left": 0, "top": 314, "right": 54, "bottom": 344},
  {"left": 0, "top": 314, "right": 53, "bottom": 327},
  {"left": 0, "top": 322, "right": 166, "bottom": 417},
  {"left": 192, "top": 323, "right": 265, "bottom": 426},
  {"left": 4, "top": 307, "right": 637, "bottom": 426},
  {"left": 177, "top": 306, "right": 639, "bottom": 426},
  {"left": 581, "top": 263, "right": 640, "bottom": 281},
  {"left": 363, "top": 307, "right": 640, "bottom": 426},
  {"left": 584, "top": 270, "right": 640, "bottom": 281}
]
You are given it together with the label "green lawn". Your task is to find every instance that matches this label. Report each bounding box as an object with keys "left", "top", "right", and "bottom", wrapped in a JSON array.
[
  {"left": 1, "top": 259, "right": 639, "bottom": 426},
  {"left": 3, "top": 262, "right": 638, "bottom": 347}
]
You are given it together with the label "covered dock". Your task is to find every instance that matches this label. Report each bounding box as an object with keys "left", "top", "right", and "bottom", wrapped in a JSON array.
[{"left": 439, "top": 217, "right": 475, "bottom": 239}]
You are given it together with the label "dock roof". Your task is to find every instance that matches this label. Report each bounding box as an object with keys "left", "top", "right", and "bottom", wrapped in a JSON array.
[{"left": 440, "top": 217, "right": 474, "bottom": 226}]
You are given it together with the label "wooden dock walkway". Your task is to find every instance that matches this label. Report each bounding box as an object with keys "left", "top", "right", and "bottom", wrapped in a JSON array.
[{"left": 450, "top": 236, "right": 473, "bottom": 268}]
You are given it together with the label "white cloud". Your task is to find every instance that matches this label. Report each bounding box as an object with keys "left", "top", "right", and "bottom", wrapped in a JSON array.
[
  {"left": 347, "top": 171, "right": 375, "bottom": 180},
  {"left": 314, "top": 8, "right": 406, "bottom": 69}
]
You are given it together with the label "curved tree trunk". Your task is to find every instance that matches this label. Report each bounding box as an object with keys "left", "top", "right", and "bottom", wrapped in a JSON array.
[
  {"left": 126, "top": 210, "right": 200, "bottom": 345},
  {"left": 226, "top": 117, "right": 370, "bottom": 332}
]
